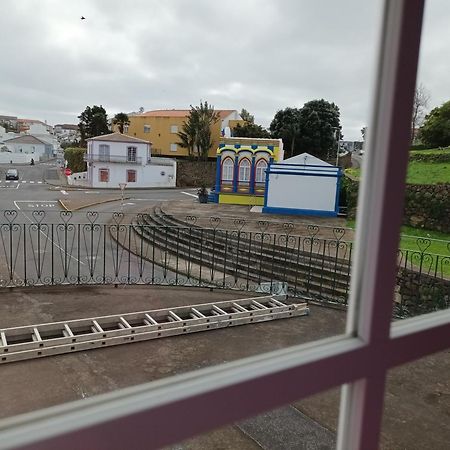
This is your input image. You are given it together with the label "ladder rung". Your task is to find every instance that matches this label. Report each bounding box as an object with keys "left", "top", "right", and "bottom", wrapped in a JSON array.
[{"left": 0, "top": 295, "right": 309, "bottom": 364}]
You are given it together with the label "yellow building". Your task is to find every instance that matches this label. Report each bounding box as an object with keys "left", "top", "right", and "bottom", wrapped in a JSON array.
[
  {"left": 212, "top": 137, "right": 284, "bottom": 206},
  {"left": 119, "top": 109, "right": 244, "bottom": 158}
]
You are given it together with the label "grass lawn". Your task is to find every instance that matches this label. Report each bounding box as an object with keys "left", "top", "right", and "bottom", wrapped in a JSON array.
[
  {"left": 346, "top": 220, "right": 450, "bottom": 276},
  {"left": 345, "top": 160, "right": 450, "bottom": 184},
  {"left": 410, "top": 148, "right": 450, "bottom": 155}
]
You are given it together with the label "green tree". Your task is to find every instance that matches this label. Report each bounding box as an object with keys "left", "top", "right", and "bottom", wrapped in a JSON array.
[
  {"left": 361, "top": 126, "right": 367, "bottom": 141},
  {"left": 232, "top": 122, "right": 271, "bottom": 138},
  {"left": 112, "top": 112, "right": 130, "bottom": 134},
  {"left": 64, "top": 147, "right": 87, "bottom": 173},
  {"left": 78, "top": 105, "right": 109, "bottom": 147},
  {"left": 232, "top": 109, "right": 270, "bottom": 138},
  {"left": 270, "top": 101, "right": 342, "bottom": 159},
  {"left": 177, "top": 101, "right": 219, "bottom": 160},
  {"left": 420, "top": 100, "right": 450, "bottom": 148},
  {"left": 297, "top": 99, "right": 341, "bottom": 159},
  {"left": 239, "top": 108, "right": 254, "bottom": 124},
  {"left": 269, "top": 107, "right": 302, "bottom": 158}
]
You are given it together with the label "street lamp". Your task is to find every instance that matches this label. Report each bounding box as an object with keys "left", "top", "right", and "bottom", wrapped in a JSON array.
[
  {"left": 332, "top": 127, "right": 340, "bottom": 166},
  {"left": 119, "top": 183, "right": 127, "bottom": 210}
]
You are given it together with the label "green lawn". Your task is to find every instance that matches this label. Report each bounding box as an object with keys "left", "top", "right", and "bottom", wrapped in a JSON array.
[
  {"left": 346, "top": 220, "right": 450, "bottom": 276},
  {"left": 410, "top": 148, "right": 450, "bottom": 155},
  {"left": 345, "top": 161, "right": 450, "bottom": 184}
]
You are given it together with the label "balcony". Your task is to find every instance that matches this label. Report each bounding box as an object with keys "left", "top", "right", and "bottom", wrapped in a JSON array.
[{"left": 84, "top": 154, "right": 142, "bottom": 164}]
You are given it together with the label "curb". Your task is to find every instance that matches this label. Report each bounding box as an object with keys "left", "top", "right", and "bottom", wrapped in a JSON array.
[{"left": 59, "top": 196, "right": 131, "bottom": 212}]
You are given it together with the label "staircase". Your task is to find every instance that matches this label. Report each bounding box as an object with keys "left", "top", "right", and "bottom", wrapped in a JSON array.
[{"left": 129, "top": 206, "right": 352, "bottom": 304}]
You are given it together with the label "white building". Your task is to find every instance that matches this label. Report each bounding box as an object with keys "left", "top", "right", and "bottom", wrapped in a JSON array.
[
  {"left": 263, "top": 153, "right": 342, "bottom": 217},
  {"left": 83, "top": 133, "right": 176, "bottom": 189},
  {"left": 1, "top": 134, "right": 54, "bottom": 163},
  {"left": 54, "top": 124, "right": 80, "bottom": 143}
]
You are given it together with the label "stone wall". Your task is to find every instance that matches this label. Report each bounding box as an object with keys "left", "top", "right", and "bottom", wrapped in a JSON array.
[
  {"left": 176, "top": 160, "right": 216, "bottom": 188},
  {"left": 396, "top": 268, "right": 450, "bottom": 317},
  {"left": 404, "top": 184, "right": 450, "bottom": 232},
  {"left": 343, "top": 175, "right": 450, "bottom": 233}
]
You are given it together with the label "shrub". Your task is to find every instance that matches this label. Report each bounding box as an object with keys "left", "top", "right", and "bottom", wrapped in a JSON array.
[{"left": 64, "top": 147, "right": 87, "bottom": 173}]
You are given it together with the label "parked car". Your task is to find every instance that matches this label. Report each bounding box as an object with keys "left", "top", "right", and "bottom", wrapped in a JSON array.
[{"left": 6, "top": 168, "right": 19, "bottom": 180}]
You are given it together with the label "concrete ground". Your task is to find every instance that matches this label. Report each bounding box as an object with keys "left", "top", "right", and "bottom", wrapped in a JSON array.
[{"left": 0, "top": 286, "right": 448, "bottom": 449}]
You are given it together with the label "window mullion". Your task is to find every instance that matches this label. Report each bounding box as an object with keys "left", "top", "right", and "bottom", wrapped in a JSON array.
[{"left": 337, "top": 1, "right": 425, "bottom": 449}]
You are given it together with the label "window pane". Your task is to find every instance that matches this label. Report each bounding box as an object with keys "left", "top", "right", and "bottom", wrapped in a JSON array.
[
  {"left": 391, "top": 0, "right": 450, "bottom": 320},
  {"left": 169, "top": 387, "right": 341, "bottom": 449},
  {"left": 381, "top": 352, "right": 450, "bottom": 449}
]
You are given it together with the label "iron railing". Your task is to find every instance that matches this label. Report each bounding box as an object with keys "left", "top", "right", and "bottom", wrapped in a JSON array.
[
  {"left": 0, "top": 210, "right": 448, "bottom": 318},
  {"left": 84, "top": 154, "right": 143, "bottom": 164}
]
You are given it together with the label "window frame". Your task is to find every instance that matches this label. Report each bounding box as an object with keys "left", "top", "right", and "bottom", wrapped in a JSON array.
[
  {"left": 98, "top": 168, "right": 109, "bottom": 183},
  {"left": 126, "top": 169, "right": 137, "bottom": 183},
  {"left": 170, "top": 143, "right": 177, "bottom": 152},
  {"left": 1, "top": 2, "right": 448, "bottom": 450},
  {"left": 255, "top": 159, "right": 268, "bottom": 183},
  {"left": 221, "top": 157, "right": 234, "bottom": 182},
  {"left": 127, "top": 146, "right": 137, "bottom": 162},
  {"left": 238, "top": 157, "right": 251, "bottom": 182},
  {"left": 143, "top": 125, "right": 151, "bottom": 133}
]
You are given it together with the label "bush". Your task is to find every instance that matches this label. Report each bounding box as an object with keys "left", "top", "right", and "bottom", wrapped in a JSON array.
[
  {"left": 410, "top": 144, "right": 429, "bottom": 150},
  {"left": 64, "top": 147, "right": 87, "bottom": 173}
]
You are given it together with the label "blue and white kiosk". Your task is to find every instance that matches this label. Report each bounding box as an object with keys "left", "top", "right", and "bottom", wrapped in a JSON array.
[{"left": 262, "top": 153, "right": 342, "bottom": 217}]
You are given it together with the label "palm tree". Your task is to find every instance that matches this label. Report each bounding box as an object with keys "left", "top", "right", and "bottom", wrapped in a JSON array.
[{"left": 113, "top": 113, "right": 130, "bottom": 134}]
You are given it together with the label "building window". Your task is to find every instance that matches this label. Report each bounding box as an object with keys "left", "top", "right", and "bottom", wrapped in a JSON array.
[
  {"left": 238, "top": 158, "right": 251, "bottom": 182},
  {"left": 170, "top": 143, "right": 177, "bottom": 152},
  {"left": 144, "top": 125, "right": 151, "bottom": 133},
  {"left": 99, "top": 144, "right": 110, "bottom": 162},
  {"left": 170, "top": 125, "right": 178, "bottom": 133},
  {"left": 124, "top": 124, "right": 129, "bottom": 133},
  {"left": 255, "top": 159, "right": 268, "bottom": 183},
  {"left": 127, "top": 170, "right": 137, "bottom": 183},
  {"left": 221, "top": 157, "right": 234, "bottom": 181},
  {"left": 99, "top": 168, "right": 109, "bottom": 182},
  {"left": 127, "top": 146, "right": 137, "bottom": 162}
]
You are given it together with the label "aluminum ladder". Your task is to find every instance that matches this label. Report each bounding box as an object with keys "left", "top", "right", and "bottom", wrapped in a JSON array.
[{"left": 0, "top": 295, "right": 309, "bottom": 364}]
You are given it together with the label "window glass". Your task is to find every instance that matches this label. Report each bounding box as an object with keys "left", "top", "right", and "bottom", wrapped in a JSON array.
[
  {"left": 127, "top": 170, "right": 137, "bottom": 182},
  {"left": 127, "top": 146, "right": 137, "bottom": 162},
  {"left": 99, "top": 168, "right": 109, "bottom": 182},
  {"left": 170, "top": 125, "right": 178, "bottom": 133},
  {"left": 255, "top": 159, "right": 267, "bottom": 183},
  {"left": 238, "top": 158, "right": 251, "bottom": 182},
  {"left": 170, "top": 143, "right": 177, "bottom": 152},
  {"left": 144, "top": 125, "right": 150, "bottom": 133},
  {"left": 221, "top": 158, "right": 234, "bottom": 181}
]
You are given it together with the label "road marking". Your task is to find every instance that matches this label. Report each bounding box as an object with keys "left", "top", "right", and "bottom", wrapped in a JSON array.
[
  {"left": 13, "top": 201, "right": 85, "bottom": 266},
  {"left": 37, "top": 181, "right": 42, "bottom": 184},
  {"left": 21, "top": 181, "right": 26, "bottom": 183},
  {"left": 30, "top": 181, "right": 35, "bottom": 184},
  {"left": 6, "top": 180, "right": 10, "bottom": 183},
  {"left": 60, "top": 190, "right": 68, "bottom": 195},
  {"left": 13, "top": 180, "right": 18, "bottom": 183},
  {"left": 181, "top": 191, "right": 197, "bottom": 198}
]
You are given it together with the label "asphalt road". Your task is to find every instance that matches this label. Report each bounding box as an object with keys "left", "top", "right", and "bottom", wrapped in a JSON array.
[{"left": 0, "top": 161, "right": 197, "bottom": 286}]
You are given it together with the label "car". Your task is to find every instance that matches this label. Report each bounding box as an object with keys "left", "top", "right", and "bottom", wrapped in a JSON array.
[{"left": 6, "top": 168, "right": 19, "bottom": 180}]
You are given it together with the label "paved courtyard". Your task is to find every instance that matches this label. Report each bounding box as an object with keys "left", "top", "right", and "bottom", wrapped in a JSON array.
[{"left": 0, "top": 285, "right": 448, "bottom": 449}]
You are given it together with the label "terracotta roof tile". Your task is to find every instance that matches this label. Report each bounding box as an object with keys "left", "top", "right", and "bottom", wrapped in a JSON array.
[{"left": 141, "top": 109, "right": 237, "bottom": 119}]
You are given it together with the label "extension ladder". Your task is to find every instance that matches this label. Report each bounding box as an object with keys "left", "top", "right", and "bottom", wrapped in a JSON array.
[{"left": 0, "top": 296, "right": 308, "bottom": 364}]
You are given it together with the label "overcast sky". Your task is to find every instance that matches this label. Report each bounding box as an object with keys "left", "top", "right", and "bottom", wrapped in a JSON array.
[{"left": 0, "top": 0, "right": 448, "bottom": 140}]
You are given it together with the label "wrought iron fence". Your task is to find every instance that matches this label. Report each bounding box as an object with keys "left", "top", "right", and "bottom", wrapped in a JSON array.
[{"left": 0, "top": 210, "right": 448, "bottom": 318}]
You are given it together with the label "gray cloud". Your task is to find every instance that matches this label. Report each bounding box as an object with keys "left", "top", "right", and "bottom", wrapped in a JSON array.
[{"left": 0, "top": 0, "right": 448, "bottom": 140}]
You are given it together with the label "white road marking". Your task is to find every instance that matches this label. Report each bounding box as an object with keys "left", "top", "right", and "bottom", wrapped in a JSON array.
[
  {"left": 30, "top": 181, "right": 35, "bottom": 184},
  {"left": 13, "top": 180, "right": 18, "bottom": 183},
  {"left": 37, "top": 181, "right": 42, "bottom": 184},
  {"left": 13, "top": 201, "right": 85, "bottom": 265},
  {"left": 181, "top": 191, "right": 197, "bottom": 198},
  {"left": 6, "top": 180, "right": 10, "bottom": 183},
  {"left": 60, "top": 190, "right": 68, "bottom": 195},
  {"left": 21, "top": 181, "right": 26, "bottom": 183}
]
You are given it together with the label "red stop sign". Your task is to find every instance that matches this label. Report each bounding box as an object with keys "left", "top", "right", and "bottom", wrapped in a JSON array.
[{"left": 65, "top": 168, "right": 72, "bottom": 176}]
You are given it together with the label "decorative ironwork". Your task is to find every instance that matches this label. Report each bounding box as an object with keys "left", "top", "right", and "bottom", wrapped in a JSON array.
[{"left": 0, "top": 209, "right": 448, "bottom": 318}]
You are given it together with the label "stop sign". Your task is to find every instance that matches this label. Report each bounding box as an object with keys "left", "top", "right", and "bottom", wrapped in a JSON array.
[{"left": 65, "top": 168, "right": 72, "bottom": 176}]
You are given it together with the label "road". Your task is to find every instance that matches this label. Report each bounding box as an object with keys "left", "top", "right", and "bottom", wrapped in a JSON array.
[{"left": 0, "top": 161, "right": 197, "bottom": 286}]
